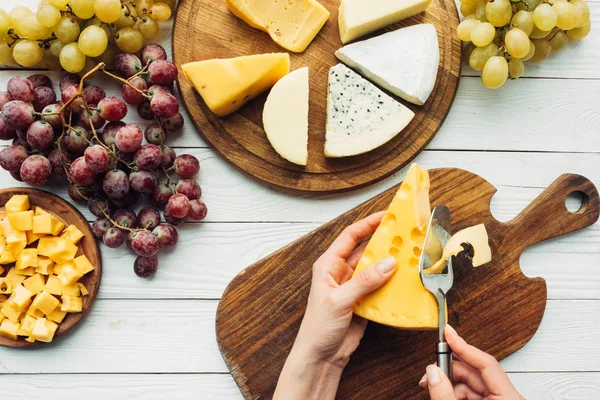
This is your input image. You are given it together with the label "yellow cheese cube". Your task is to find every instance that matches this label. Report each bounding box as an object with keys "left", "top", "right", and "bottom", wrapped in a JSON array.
[
  {"left": 47, "top": 308, "right": 67, "bottom": 323},
  {"left": 1, "top": 301, "right": 22, "bottom": 323},
  {"left": 15, "top": 267, "right": 35, "bottom": 276},
  {"left": 0, "top": 250, "right": 16, "bottom": 265},
  {"left": 7, "top": 210, "right": 34, "bottom": 231},
  {"left": 61, "top": 225, "right": 84, "bottom": 244},
  {"left": 44, "top": 275, "right": 62, "bottom": 296},
  {"left": 62, "top": 284, "right": 80, "bottom": 296},
  {"left": 32, "top": 214, "right": 53, "bottom": 235},
  {"left": 5, "top": 268, "right": 26, "bottom": 288},
  {"left": 0, "top": 319, "right": 19, "bottom": 340},
  {"left": 15, "top": 248, "right": 38, "bottom": 271},
  {"left": 25, "top": 336, "right": 35, "bottom": 343},
  {"left": 31, "top": 291, "right": 60, "bottom": 316},
  {"left": 37, "top": 236, "right": 58, "bottom": 257},
  {"left": 6, "top": 239, "right": 26, "bottom": 259},
  {"left": 0, "top": 294, "right": 7, "bottom": 305},
  {"left": 32, "top": 318, "right": 58, "bottom": 343},
  {"left": 18, "top": 314, "right": 37, "bottom": 336},
  {"left": 6, "top": 230, "right": 26, "bottom": 246},
  {"left": 61, "top": 296, "right": 82, "bottom": 313},
  {"left": 26, "top": 230, "right": 44, "bottom": 245},
  {"left": 23, "top": 274, "right": 46, "bottom": 295},
  {"left": 34, "top": 206, "right": 49, "bottom": 216},
  {"left": 0, "top": 278, "right": 12, "bottom": 295},
  {"left": 74, "top": 255, "right": 94, "bottom": 275},
  {"left": 8, "top": 284, "right": 33, "bottom": 311},
  {"left": 0, "top": 235, "right": 5, "bottom": 253},
  {"left": 57, "top": 263, "right": 83, "bottom": 286},
  {"left": 36, "top": 256, "right": 54, "bottom": 275},
  {"left": 26, "top": 304, "right": 45, "bottom": 318},
  {"left": 0, "top": 218, "right": 14, "bottom": 237},
  {"left": 47, "top": 238, "right": 78, "bottom": 264},
  {"left": 50, "top": 216, "right": 65, "bottom": 236},
  {"left": 5, "top": 195, "right": 30, "bottom": 214},
  {"left": 78, "top": 283, "right": 89, "bottom": 296},
  {"left": 0, "top": 224, "right": 3, "bottom": 236}
]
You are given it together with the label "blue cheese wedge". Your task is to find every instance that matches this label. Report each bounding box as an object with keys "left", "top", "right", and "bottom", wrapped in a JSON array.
[
  {"left": 335, "top": 24, "right": 439, "bottom": 105},
  {"left": 325, "top": 64, "right": 415, "bottom": 158}
]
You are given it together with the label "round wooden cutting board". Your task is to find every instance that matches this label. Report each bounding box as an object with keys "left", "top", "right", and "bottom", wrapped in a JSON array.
[{"left": 173, "top": 0, "right": 461, "bottom": 193}]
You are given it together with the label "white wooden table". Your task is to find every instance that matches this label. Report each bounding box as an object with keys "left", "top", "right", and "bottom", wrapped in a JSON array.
[{"left": 1, "top": 0, "right": 599, "bottom": 398}]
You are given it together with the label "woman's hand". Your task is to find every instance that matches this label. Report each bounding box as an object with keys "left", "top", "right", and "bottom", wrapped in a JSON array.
[
  {"left": 274, "top": 212, "right": 397, "bottom": 400},
  {"left": 420, "top": 325, "right": 525, "bottom": 400}
]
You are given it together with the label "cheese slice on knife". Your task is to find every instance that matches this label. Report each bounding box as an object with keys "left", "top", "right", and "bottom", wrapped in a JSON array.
[
  {"left": 263, "top": 67, "right": 309, "bottom": 166},
  {"left": 181, "top": 53, "right": 290, "bottom": 117},
  {"left": 338, "top": 0, "right": 433, "bottom": 44},
  {"left": 427, "top": 224, "right": 492, "bottom": 274},
  {"left": 325, "top": 64, "right": 414, "bottom": 158},
  {"left": 335, "top": 24, "right": 440, "bottom": 105}
]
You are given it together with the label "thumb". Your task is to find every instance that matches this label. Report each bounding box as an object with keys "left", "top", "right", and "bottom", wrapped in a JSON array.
[
  {"left": 426, "top": 365, "right": 457, "bottom": 400},
  {"left": 336, "top": 256, "right": 396, "bottom": 308}
]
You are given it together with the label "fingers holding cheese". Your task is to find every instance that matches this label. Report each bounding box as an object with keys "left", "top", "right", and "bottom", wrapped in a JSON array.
[
  {"left": 325, "top": 211, "right": 386, "bottom": 262},
  {"left": 336, "top": 257, "right": 397, "bottom": 309}
]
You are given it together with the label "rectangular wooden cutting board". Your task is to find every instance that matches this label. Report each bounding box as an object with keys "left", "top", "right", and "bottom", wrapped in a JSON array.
[{"left": 216, "top": 168, "right": 599, "bottom": 399}]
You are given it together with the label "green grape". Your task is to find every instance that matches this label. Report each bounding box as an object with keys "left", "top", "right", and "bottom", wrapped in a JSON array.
[
  {"left": 523, "top": 0, "right": 540, "bottom": 10},
  {"left": 486, "top": 0, "right": 512, "bottom": 27},
  {"left": 94, "top": 43, "right": 120, "bottom": 68},
  {"left": 70, "top": 0, "right": 96, "bottom": 19},
  {"left": 19, "top": 13, "right": 52, "bottom": 40},
  {"left": 84, "top": 19, "right": 115, "bottom": 44},
  {"left": 0, "top": 10, "right": 12, "bottom": 39},
  {"left": 530, "top": 39, "right": 552, "bottom": 62},
  {"left": 463, "top": 42, "right": 476, "bottom": 64},
  {"left": 521, "top": 39, "right": 536, "bottom": 61},
  {"left": 78, "top": 25, "right": 108, "bottom": 57},
  {"left": 135, "top": 16, "right": 160, "bottom": 40},
  {"left": 505, "top": 28, "right": 530, "bottom": 58},
  {"left": 475, "top": 0, "right": 488, "bottom": 22},
  {"left": 511, "top": 10, "right": 534, "bottom": 35},
  {"left": 465, "top": 13, "right": 478, "bottom": 20},
  {"left": 567, "top": 20, "right": 591, "bottom": 40},
  {"left": 457, "top": 19, "right": 480, "bottom": 41},
  {"left": 571, "top": 0, "right": 590, "bottom": 28},
  {"left": 461, "top": 2, "right": 477, "bottom": 17},
  {"left": 42, "top": 48, "right": 62, "bottom": 70},
  {"left": 116, "top": 5, "right": 137, "bottom": 28},
  {"left": 50, "top": 40, "right": 64, "bottom": 57},
  {"left": 95, "top": 0, "right": 122, "bottom": 23},
  {"left": 508, "top": 58, "right": 524, "bottom": 79},
  {"left": 156, "top": 0, "right": 177, "bottom": 10},
  {"left": 60, "top": 42, "right": 87, "bottom": 73},
  {"left": 10, "top": 6, "right": 32, "bottom": 35},
  {"left": 150, "top": 3, "right": 172, "bottom": 21},
  {"left": 471, "top": 22, "right": 495, "bottom": 47},
  {"left": 553, "top": 1, "right": 579, "bottom": 30},
  {"left": 37, "top": 5, "right": 62, "bottom": 28},
  {"left": 115, "top": 27, "right": 144, "bottom": 52},
  {"left": 481, "top": 56, "right": 508, "bottom": 88},
  {"left": 549, "top": 30, "right": 568, "bottom": 51},
  {"left": 54, "top": 16, "right": 81, "bottom": 44},
  {"left": 49, "top": 0, "right": 70, "bottom": 7},
  {"left": 469, "top": 42, "right": 499, "bottom": 70},
  {"left": 529, "top": 25, "right": 551, "bottom": 39},
  {"left": 533, "top": 4, "right": 557, "bottom": 31},
  {"left": 13, "top": 40, "right": 44, "bottom": 67},
  {"left": 136, "top": 0, "right": 155, "bottom": 14},
  {"left": 0, "top": 40, "right": 12, "bottom": 64}
]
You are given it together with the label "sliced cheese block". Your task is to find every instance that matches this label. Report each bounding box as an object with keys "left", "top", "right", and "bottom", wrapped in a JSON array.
[
  {"left": 226, "top": 0, "right": 329, "bottom": 53},
  {"left": 428, "top": 224, "right": 492, "bottom": 274},
  {"left": 353, "top": 163, "right": 438, "bottom": 329},
  {"left": 263, "top": 67, "right": 309, "bottom": 166},
  {"left": 325, "top": 64, "right": 415, "bottom": 158},
  {"left": 182, "top": 53, "right": 290, "bottom": 117},
  {"left": 338, "top": 0, "right": 433, "bottom": 44},
  {"left": 335, "top": 24, "right": 440, "bottom": 105}
]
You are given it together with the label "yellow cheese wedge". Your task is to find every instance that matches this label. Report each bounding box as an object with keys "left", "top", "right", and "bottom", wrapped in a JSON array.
[
  {"left": 182, "top": 53, "right": 290, "bottom": 117},
  {"left": 226, "top": 0, "right": 329, "bottom": 52}
]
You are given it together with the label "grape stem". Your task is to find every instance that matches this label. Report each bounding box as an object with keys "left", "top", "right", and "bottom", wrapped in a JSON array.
[
  {"left": 101, "top": 67, "right": 152, "bottom": 99},
  {"left": 128, "top": 64, "right": 149, "bottom": 80},
  {"left": 100, "top": 208, "right": 148, "bottom": 234}
]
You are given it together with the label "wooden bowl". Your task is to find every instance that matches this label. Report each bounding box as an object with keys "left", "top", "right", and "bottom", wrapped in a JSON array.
[{"left": 0, "top": 188, "right": 101, "bottom": 348}]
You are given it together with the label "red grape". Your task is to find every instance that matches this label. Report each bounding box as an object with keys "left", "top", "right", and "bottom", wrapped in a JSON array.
[
  {"left": 68, "top": 184, "right": 92, "bottom": 202},
  {"left": 83, "top": 85, "right": 106, "bottom": 106},
  {"left": 142, "top": 44, "right": 167, "bottom": 65},
  {"left": 84, "top": 144, "right": 111, "bottom": 173},
  {"left": 12, "top": 137, "right": 29, "bottom": 150},
  {"left": 114, "top": 208, "right": 138, "bottom": 229},
  {"left": 20, "top": 155, "right": 52, "bottom": 186},
  {"left": 97, "top": 97, "right": 128, "bottom": 121},
  {"left": 0, "top": 91, "right": 12, "bottom": 109},
  {"left": 134, "top": 255, "right": 158, "bottom": 278},
  {"left": 0, "top": 145, "right": 28, "bottom": 172},
  {"left": 164, "top": 212, "right": 187, "bottom": 226},
  {"left": 147, "top": 84, "right": 169, "bottom": 97},
  {"left": 161, "top": 145, "right": 176, "bottom": 168},
  {"left": 137, "top": 100, "right": 154, "bottom": 120},
  {"left": 114, "top": 53, "right": 143, "bottom": 78},
  {"left": 80, "top": 107, "right": 106, "bottom": 130},
  {"left": 122, "top": 77, "right": 148, "bottom": 105},
  {"left": 103, "top": 169, "right": 130, "bottom": 199},
  {"left": 60, "top": 74, "right": 81, "bottom": 91},
  {"left": 151, "top": 183, "right": 173, "bottom": 207},
  {"left": 104, "top": 226, "right": 125, "bottom": 248},
  {"left": 0, "top": 117, "right": 16, "bottom": 140},
  {"left": 10, "top": 170, "right": 23, "bottom": 181},
  {"left": 41, "top": 103, "right": 63, "bottom": 131},
  {"left": 165, "top": 193, "right": 190, "bottom": 218},
  {"left": 61, "top": 84, "right": 84, "bottom": 111},
  {"left": 88, "top": 198, "right": 112, "bottom": 217},
  {"left": 26, "top": 121, "right": 54, "bottom": 150},
  {"left": 138, "top": 207, "right": 161, "bottom": 230},
  {"left": 153, "top": 223, "right": 178, "bottom": 247},
  {"left": 92, "top": 217, "right": 112, "bottom": 239},
  {"left": 32, "top": 86, "right": 57, "bottom": 112},
  {"left": 175, "top": 179, "right": 202, "bottom": 200},
  {"left": 101, "top": 121, "right": 125, "bottom": 147},
  {"left": 148, "top": 60, "right": 178, "bottom": 84},
  {"left": 112, "top": 190, "right": 141, "bottom": 209},
  {"left": 164, "top": 112, "right": 184, "bottom": 132},
  {"left": 134, "top": 144, "right": 162, "bottom": 170},
  {"left": 174, "top": 154, "right": 200, "bottom": 178},
  {"left": 144, "top": 123, "right": 165, "bottom": 145},
  {"left": 48, "top": 149, "right": 71, "bottom": 175},
  {"left": 16, "top": 128, "right": 27, "bottom": 141},
  {"left": 129, "top": 170, "right": 157, "bottom": 194},
  {"left": 69, "top": 156, "right": 96, "bottom": 186},
  {"left": 27, "top": 74, "right": 53, "bottom": 89},
  {"left": 115, "top": 124, "right": 143, "bottom": 153},
  {"left": 150, "top": 92, "right": 179, "bottom": 119},
  {"left": 188, "top": 199, "right": 208, "bottom": 221},
  {"left": 131, "top": 229, "right": 159, "bottom": 257},
  {"left": 7, "top": 76, "right": 35, "bottom": 103},
  {"left": 2, "top": 100, "right": 35, "bottom": 130},
  {"left": 63, "top": 126, "right": 91, "bottom": 154}
]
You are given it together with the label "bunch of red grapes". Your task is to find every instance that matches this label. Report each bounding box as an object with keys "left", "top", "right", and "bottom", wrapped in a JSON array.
[{"left": 0, "top": 44, "right": 207, "bottom": 278}]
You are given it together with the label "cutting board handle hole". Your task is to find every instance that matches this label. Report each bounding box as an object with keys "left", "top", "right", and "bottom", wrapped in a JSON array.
[{"left": 566, "top": 191, "right": 589, "bottom": 214}]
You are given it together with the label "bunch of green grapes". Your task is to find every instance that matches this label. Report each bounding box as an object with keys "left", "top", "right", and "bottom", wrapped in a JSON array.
[
  {"left": 457, "top": 0, "right": 591, "bottom": 88},
  {"left": 0, "top": 0, "right": 177, "bottom": 73}
]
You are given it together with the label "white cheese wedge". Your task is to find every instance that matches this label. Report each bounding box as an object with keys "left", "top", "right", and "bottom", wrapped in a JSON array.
[
  {"left": 325, "top": 64, "right": 415, "bottom": 158},
  {"left": 263, "top": 67, "right": 310, "bottom": 166},
  {"left": 338, "top": 0, "right": 433, "bottom": 44},
  {"left": 335, "top": 24, "right": 439, "bottom": 105}
]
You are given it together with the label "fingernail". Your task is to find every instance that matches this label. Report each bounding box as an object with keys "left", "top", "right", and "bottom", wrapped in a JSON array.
[
  {"left": 418, "top": 373, "right": 427, "bottom": 387},
  {"left": 376, "top": 256, "right": 396, "bottom": 273},
  {"left": 446, "top": 324, "right": 457, "bottom": 337},
  {"left": 426, "top": 365, "right": 440, "bottom": 386}
]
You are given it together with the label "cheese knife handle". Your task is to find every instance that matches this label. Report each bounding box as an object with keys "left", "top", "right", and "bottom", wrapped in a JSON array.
[{"left": 437, "top": 341, "right": 453, "bottom": 383}]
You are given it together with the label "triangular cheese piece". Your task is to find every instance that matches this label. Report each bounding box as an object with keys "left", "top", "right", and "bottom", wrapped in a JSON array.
[
  {"left": 336, "top": 24, "right": 439, "bottom": 105},
  {"left": 325, "top": 64, "right": 414, "bottom": 158},
  {"left": 181, "top": 53, "right": 290, "bottom": 117},
  {"left": 263, "top": 67, "right": 309, "bottom": 166}
]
